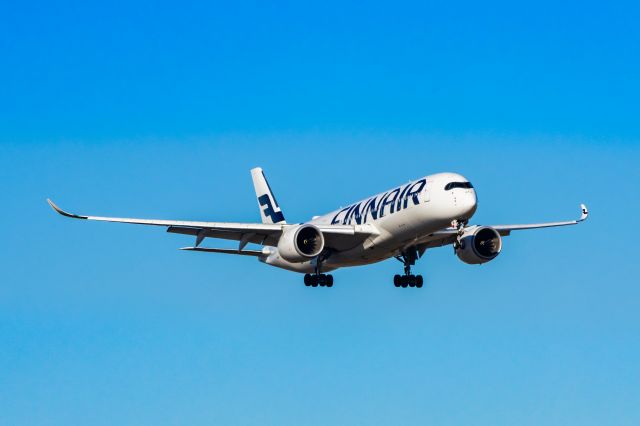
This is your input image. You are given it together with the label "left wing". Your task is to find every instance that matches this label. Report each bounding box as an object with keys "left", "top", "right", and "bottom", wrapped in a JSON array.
[
  {"left": 490, "top": 203, "right": 588, "bottom": 236},
  {"left": 418, "top": 204, "right": 588, "bottom": 250}
]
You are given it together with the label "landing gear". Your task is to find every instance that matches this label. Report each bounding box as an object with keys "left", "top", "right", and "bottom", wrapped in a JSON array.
[
  {"left": 452, "top": 218, "right": 468, "bottom": 253},
  {"left": 304, "top": 273, "right": 334, "bottom": 287},
  {"left": 393, "top": 248, "right": 424, "bottom": 288},
  {"left": 393, "top": 274, "right": 423, "bottom": 288},
  {"left": 304, "top": 255, "right": 334, "bottom": 287}
]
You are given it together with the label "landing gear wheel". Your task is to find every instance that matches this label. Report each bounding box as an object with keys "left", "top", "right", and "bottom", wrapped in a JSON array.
[
  {"left": 304, "top": 273, "right": 334, "bottom": 287},
  {"left": 394, "top": 273, "right": 424, "bottom": 288},
  {"left": 408, "top": 275, "right": 416, "bottom": 287},
  {"left": 326, "top": 275, "right": 334, "bottom": 287},
  {"left": 318, "top": 274, "right": 327, "bottom": 287},
  {"left": 394, "top": 274, "right": 401, "bottom": 287}
]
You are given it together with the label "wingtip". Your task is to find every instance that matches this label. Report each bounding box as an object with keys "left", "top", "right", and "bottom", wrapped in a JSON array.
[
  {"left": 46, "top": 199, "right": 87, "bottom": 219},
  {"left": 47, "top": 198, "right": 62, "bottom": 213},
  {"left": 579, "top": 203, "right": 589, "bottom": 222}
]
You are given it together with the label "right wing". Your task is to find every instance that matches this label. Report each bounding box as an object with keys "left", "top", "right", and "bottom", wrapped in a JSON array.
[
  {"left": 47, "top": 199, "right": 376, "bottom": 250},
  {"left": 180, "top": 247, "right": 267, "bottom": 257},
  {"left": 48, "top": 199, "right": 283, "bottom": 247}
]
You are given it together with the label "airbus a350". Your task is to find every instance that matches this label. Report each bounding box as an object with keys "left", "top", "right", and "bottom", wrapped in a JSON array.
[{"left": 48, "top": 168, "right": 588, "bottom": 288}]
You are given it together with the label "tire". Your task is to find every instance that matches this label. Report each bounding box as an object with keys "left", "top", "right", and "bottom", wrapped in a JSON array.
[
  {"left": 409, "top": 275, "right": 416, "bottom": 287},
  {"left": 416, "top": 275, "right": 424, "bottom": 288},
  {"left": 304, "top": 274, "right": 311, "bottom": 286},
  {"left": 327, "top": 275, "right": 334, "bottom": 287},
  {"left": 394, "top": 274, "right": 401, "bottom": 287},
  {"left": 319, "top": 274, "right": 327, "bottom": 286}
]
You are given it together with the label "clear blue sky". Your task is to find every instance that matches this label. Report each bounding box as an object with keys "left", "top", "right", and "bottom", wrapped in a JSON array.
[{"left": 1, "top": 1, "right": 639, "bottom": 425}]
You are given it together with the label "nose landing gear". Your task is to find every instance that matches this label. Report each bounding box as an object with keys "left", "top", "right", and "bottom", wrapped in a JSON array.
[{"left": 394, "top": 248, "right": 424, "bottom": 288}]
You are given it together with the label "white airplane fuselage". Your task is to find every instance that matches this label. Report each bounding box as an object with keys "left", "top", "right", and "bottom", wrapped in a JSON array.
[{"left": 261, "top": 172, "right": 477, "bottom": 273}]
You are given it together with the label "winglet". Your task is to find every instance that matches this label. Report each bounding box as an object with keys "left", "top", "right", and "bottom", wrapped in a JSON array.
[
  {"left": 46, "top": 199, "right": 88, "bottom": 219},
  {"left": 578, "top": 203, "right": 589, "bottom": 222}
]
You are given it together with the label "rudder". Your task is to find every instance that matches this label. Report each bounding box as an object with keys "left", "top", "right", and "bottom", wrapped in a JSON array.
[{"left": 251, "top": 167, "right": 286, "bottom": 224}]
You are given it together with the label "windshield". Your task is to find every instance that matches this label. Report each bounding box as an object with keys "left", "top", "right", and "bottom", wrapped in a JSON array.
[{"left": 444, "top": 182, "right": 473, "bottom": 191}]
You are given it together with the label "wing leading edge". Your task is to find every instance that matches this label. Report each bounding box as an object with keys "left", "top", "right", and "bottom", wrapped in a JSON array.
[
  {"left": 47, "top": 199, "right": 375, "bottom": 251},
  {"left": 490, "top": 203, "right": 588, "bottom": 235},
  {"left": 418, "top": 204, "right": 589, "bottom": 250}
]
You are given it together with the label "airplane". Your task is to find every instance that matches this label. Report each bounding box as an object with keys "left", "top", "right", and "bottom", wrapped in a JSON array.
[{"left": 48, "top": 168, "right": 588, "bottom": 288}]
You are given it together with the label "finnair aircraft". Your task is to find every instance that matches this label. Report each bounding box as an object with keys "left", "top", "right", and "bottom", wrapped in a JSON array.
[{"left": 48, "top": 168, "right": 588, "bottom": 288}]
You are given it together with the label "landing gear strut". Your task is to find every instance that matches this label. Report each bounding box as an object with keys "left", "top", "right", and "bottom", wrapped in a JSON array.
[
  {"left": 394, "top": 248, "right": 424, "bottom": 288},
  {"left": 304, "top": 255, "right": 334, "bottom": 287}
]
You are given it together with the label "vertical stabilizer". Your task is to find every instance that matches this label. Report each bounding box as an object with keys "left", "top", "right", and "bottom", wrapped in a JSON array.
[{"left": 251, "top": 167, "right": 286, "bottom": 224}]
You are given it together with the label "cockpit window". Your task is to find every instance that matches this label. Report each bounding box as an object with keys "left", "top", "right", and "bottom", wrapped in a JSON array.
[{"left": 444, "top": 182, "right": 473, "bottom": 191}]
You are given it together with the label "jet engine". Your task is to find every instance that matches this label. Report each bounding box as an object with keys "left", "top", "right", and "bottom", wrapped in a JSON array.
[
  {"left": 455, "top": 226, "right": 502, "bottom": 264},
  {"left": 277, "top": 224, "right": 325, "bottom": 263}
]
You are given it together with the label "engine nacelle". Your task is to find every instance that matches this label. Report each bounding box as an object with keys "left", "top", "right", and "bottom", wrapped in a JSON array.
[
  {"left": 455, "top": 226, "right": 502, "bottom": 265},
  {"left": 277, "top": 224, "right": 325, "bottom": 263}
]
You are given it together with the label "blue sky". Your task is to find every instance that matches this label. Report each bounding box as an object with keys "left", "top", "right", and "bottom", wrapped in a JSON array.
[{"left": 1, "top": 1, "right": 639, "bottom": 425}]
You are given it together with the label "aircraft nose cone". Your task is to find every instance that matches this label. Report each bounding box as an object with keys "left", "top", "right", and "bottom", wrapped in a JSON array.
[{"left": 459, "top": 191, "right": 478, "bottom": 219}]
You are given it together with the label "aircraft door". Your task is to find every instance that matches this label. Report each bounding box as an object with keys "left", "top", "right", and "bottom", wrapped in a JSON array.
[{"left": 422, "top": 180, "right": 431, "bottom": 203}]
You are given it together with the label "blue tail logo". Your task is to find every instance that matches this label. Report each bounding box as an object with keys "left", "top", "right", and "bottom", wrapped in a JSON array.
[{"left": 258, "top": 194, "right": 285, "bottom": 223}]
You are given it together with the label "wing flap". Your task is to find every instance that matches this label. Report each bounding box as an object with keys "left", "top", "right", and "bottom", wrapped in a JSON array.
[
  {"left": 167, "top": 226, "right": 278, "bottom": 246},
  {"left": 180, "top": 247, "right": 265, "bottom": 257}
]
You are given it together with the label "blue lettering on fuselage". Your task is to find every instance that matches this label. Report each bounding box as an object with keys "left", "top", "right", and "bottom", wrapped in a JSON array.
[
  {"left": 362, "top": 195, "right": 381, "bottom": 222},
  {"left": 379, "top": 187, "right": 400, "bottom": 217},
  {"left": 403, "top": 179, "right": 426, "bottom": 209},
  {"left": 396, "top": 183, "right": 412, "bottom": 211},
  {"left": 331, "top": 178, "right": 427, "bottom": 225},
  {"left": 331, "top": 206, "right": 351, "bottom": 225}
]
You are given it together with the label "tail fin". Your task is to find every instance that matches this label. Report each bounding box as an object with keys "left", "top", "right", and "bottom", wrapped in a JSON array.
[{"left": 251, "top": 167, "right": 286, "bottom": 224}]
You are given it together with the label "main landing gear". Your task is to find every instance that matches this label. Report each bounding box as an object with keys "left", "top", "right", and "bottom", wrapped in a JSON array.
[
  {"left": 304, "top": 273, "right": 334, "bottom": 287},
  {"left": 394, "top": 248, "right": 424, "bottom": 288},
  {"left": 304, "top": 255, "right": 334, "bottom": 287},
  {"left": 394, "top": 273, "right": 423, "bottom": 288}
]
